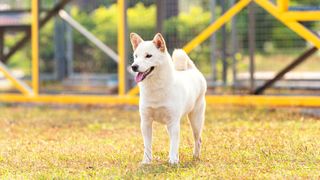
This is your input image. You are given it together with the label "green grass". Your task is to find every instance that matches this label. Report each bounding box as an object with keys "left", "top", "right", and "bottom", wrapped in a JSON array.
[{"left": 0, "top": 105, "right": 320, "bottom": 179}]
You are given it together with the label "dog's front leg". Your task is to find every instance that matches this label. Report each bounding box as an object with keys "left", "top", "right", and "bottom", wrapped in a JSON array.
[
  {"left": 167, "top": 120, "right": 180, "bottom": 164},
  {"left": 141, "top": 120, "right": 152, "bottom": 164}
]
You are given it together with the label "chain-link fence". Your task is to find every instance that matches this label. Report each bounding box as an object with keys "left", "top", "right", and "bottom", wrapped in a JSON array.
[{"left": 1, "top": 0, "right": 320, "bottom": 95}]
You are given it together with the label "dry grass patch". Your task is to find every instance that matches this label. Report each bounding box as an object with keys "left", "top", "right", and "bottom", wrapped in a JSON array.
[{"left": 0, "top": 105, "right": 320, "bottom": 178}]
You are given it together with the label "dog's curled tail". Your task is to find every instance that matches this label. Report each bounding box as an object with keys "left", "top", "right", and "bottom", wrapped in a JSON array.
[{"left": 172, "top": 49, "right": 196, "bottom": 71}]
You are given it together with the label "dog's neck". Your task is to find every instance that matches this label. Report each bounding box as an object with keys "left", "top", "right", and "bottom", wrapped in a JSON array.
[{"left": 139, "top": 52, "right": 175, "bottom": 93}]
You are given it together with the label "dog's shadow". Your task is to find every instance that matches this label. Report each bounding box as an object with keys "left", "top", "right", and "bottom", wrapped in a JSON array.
[{"left": 124, "top": 158, "right": 201, "bottom": 177}]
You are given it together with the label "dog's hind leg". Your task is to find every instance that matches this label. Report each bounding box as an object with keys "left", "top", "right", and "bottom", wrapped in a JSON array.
[
  {"left": 188, "top": 96, "right": 206, "bottom": 159},
  {"left": 167, "top": 120, "right": 180, "bottom": 164}
]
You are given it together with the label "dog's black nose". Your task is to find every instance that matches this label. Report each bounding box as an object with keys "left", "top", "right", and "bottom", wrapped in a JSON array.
[{"left": 131, "top": 65, "right": 139, "bottom": 72}]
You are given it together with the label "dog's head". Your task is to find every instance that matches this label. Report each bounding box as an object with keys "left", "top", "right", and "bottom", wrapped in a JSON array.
[{"left": 130, "top": 32, "right": 167, "bottom": 83}]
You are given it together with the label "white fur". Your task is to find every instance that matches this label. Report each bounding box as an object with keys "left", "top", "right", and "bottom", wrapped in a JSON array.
[
  {"left": 172, "top": 49, "right": 195, "bottom": 70},
  {"left": 130, "top": 33, "right": 207, "bottom": 165}
]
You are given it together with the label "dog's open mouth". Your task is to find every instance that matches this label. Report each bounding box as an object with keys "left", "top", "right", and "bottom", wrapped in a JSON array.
[{"left": 135, "top": 67, "right": 154, "bottom": 83}]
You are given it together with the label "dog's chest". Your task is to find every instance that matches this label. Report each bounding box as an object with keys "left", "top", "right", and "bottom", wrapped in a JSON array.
[{"left": 143, "top": 106, "right": 171, "bottom": 124}]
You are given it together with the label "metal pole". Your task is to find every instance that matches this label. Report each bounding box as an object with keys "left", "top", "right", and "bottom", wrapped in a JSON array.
[
  {"left": 230, "top": 0, "right": 238, "bottom": 87},
  {"left": 66, "top": 22, "right": 73, "bottom": 77},
  {"left": 59, "top": 10, "right": 118, "bottom": 63},
  {"left": 31, "top": 0, "right": 40, "bottom": 95},
  {"left": 117, "top": 0, "right": 127, "bottom": 95},
  {"left": 156, "top": 0, "right": 164, "bottom": 33},
  {"left": 65, "top": 5, "right": 74, "bottom": 77},
  {"left": 221, "top": 0, "right": 228, "bottom": 86},
  {"left": 248, "top": 2, "right": 256, "bottom": 92},
  {"left": 54, "top": 10, "right": 66, "bottom": 80},
  {"left": 210, "top": 0, "right": 217, "bottom": 83}
]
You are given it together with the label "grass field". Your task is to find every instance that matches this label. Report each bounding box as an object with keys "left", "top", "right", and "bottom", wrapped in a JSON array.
[{"left": 1, "top": 105, "right": 320, "bottom": 179}]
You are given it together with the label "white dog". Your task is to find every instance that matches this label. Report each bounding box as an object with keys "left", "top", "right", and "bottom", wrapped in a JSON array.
[{"left": 130, "top": 33, "right": 207, "bottom": 164}]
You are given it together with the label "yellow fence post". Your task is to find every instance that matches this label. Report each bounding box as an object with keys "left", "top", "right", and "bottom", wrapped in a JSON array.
[
  {"left": 117, "top": 0, "right": 126, "bottom": 95},
  {"left": 31, "top": 0, "right": 39, "bottom": 96}
]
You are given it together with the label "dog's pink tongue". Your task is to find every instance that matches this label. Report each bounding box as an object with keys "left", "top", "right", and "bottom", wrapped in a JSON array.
[{"left": 135, "top": 72, "right": 144, "bottom": 83}]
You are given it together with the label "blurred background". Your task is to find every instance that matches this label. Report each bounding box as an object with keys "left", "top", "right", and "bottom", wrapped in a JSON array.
[{"left": 0, "top": 0, "right": 319, "bottom": 96}]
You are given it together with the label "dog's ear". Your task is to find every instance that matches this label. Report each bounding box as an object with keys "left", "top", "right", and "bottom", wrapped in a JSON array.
[
  {"left": 152, "top": 33, "right": 166, "bottom": 52},
  {"left": 130, "top": 33, "right": 143, "bottom": 51}
]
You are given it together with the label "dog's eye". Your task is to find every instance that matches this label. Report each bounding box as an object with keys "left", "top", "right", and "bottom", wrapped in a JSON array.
[
  {"left": 134, "top": 54, "right": 137, "bottom": 58},
  {"left": 145, "top": 54, "right": 152, "bottom": 58}
]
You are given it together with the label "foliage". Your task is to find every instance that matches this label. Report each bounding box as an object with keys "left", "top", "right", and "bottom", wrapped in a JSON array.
[
  {"left": 164, "top": 6, "right": 211, "bottom": 44},
  {"left": 5, "top": 33, "right": 31, "bottom": 74},
  {"left": 4, "top": 2, "right": 317, "bottom": 75},
  {"left": 70, "top": 3, "right": 156, "bottom": 73},
  {"left": 164, "top": 6, "right": 213, "bottom": 74}
]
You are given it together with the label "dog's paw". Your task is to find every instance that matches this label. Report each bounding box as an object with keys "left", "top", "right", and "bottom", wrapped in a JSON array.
[
  {"left": 141, "top": 159, "right": 152, "bottom": 165},
  {"left": 193, "top": 155, "right": 200, "bottom": 161},
  {"left": 168, "top": 158, "right": 179, "bottom": 165}
]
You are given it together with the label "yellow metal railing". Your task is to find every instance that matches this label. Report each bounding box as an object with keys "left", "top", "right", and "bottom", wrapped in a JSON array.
[
  {"left": 117, "top": 0, "right": 126, "bottom": 95},
  {"left": 0, "top": 93, "right": 319, "bottom": 107},
  {"left": 277, "top": 0, "right": 289, "bottom": 12},
  {"left": 31, "top": 0, "right": 39, "bottom": 96}
]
